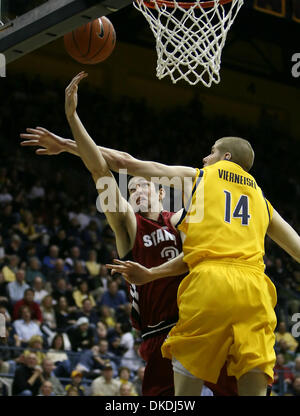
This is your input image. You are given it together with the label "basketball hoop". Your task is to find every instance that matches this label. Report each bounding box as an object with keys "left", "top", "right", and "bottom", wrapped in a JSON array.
[{"left": 134, "top": 0, "right": 244, "bottom": 87}]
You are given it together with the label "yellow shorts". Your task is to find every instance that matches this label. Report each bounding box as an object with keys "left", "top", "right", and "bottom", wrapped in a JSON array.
[{"left": 161, "top": 260, "right": 277, "bottom": 384}]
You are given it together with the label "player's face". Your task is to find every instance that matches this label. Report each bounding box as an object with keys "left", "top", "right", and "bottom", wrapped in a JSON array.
[
  {"left": 128, "top": 177, "right": 159, "bottom": 213},
  {"left": 202, "top": 143, "right": 224, "bottom": 167}
]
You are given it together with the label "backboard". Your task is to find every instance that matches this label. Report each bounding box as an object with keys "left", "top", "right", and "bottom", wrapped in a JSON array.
[{"left": 0, "top": 0, "right": 132, "bottom": 63}]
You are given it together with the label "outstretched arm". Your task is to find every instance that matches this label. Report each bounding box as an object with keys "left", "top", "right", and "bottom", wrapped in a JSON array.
[
  {"left": 20, "top": 70, "right": 197, "bottom": 186},
  {"left": 106, "top": 252, "right": 189, "bottom": 285},
  {"left": 267, "top": 209, "right": 300, "bottom": 263},
  {"left": 20, "top": 127, "right": 134, "bottom": 173},
  {"left": 64, "top": 72, "right": 136, "bottom": 258},
  {"left": 20, "top": 127, "right": 196, "bottom": 184}
]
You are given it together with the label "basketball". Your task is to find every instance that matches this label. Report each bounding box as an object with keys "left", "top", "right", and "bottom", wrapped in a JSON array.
[{"left": 64, "top": 16, "right": 116, "bottom": 65}]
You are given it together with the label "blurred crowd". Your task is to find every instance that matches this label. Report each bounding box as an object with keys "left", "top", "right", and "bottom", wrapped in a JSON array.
[{"left": 0, "top": 74, "right": 299, "bottom": 396}]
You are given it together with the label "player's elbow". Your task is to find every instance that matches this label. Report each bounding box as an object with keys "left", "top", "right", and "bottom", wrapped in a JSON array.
[
  {"left": 116, "top": 152, "right": 135, "bottom": 171},
  {"left": 91, "top": 168, "right": 109, "bottom": 183}
]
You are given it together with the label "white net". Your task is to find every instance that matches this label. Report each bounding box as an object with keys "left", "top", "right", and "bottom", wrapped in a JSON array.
[{"left": 134, "top": 0, "right": 244, "bottom": 86}]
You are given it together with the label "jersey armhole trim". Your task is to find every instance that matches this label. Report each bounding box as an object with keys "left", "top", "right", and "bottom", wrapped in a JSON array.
[
  {"left": 261, "top": 190, "right": 271, "bottom": 223},
  {"left": 176, "top": 169, "right": 204, "bottom": 228}
]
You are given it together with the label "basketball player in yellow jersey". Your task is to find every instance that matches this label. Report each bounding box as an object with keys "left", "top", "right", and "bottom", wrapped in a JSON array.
[{"left": 106, "top": 137, "right": 300, "bottom": 396}]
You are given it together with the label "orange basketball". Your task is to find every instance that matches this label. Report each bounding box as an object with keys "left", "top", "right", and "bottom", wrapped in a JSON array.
[{"left": 64, "top": 17, "right": 116, "bottom": 65}]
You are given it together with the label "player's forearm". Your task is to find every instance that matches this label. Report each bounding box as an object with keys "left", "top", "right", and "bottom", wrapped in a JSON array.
[
  {"left": 66, "top": 112, "right": 109, "bottom": 177},
  {"left": 61, "top": 137, "right": 133, "bottom": 172},
  {"left": 149, "top": 252, "right": 188, "bottom": 280},
  {"left": 267, "top": 210, "right": 300, "bottom": 263}
]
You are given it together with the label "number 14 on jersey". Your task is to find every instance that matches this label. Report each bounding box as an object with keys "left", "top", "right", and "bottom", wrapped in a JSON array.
[{"left": 224, "top": 190, "right": 251, "bottom": 226}]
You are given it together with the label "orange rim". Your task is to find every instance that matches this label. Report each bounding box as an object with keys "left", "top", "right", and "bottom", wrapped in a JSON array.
[{"left": 139, "top": 0, "right": 233, "bottom": 9}]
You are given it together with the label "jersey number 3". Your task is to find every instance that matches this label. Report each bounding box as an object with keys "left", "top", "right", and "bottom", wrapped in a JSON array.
[{"left": 224, "top": 190, "right": 250, "bottom": 226}]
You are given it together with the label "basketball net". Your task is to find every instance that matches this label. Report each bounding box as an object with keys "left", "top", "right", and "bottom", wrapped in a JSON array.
[{"left": 134, "top": 0, "right": 244, "bottom": 87}]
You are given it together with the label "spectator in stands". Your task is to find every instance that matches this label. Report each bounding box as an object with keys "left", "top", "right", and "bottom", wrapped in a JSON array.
[
  {"left": 273, "top": 353, "right": 295, "bottom": 395},
  {"left": 291, "top": 377, "right": 300, "bottom": 396},
  {"left": 13, "top": 288, "right": 42, "bottom": 323},
  {"left": 12, "top": 352, "right": 42, "bottom": 396},
  {"left": 94, "top": 320, "right": 111, "bottom": 345},
  {"left": 133, "top": 366, "right": 145, "bottom": 396},
  {"left": 66, "top": 217, "right": 82, "bottom": 247},
  {"left": 46, "top": 333, "right": 70, "bottom": 364},
  {"left": 98, "top": 264, "right": 111, "bottom": 292},
  {"left": 68, "top": 316, "right": 95, "bottom": 352},
  {"left": 46, "top": 333, "right": 72, "bottom": 378},
  {"left": 72, "top": 280, "right": 96, "bottom": 309},
  {"left": 28, "top": 179, "right": 45, "bottom": 200},
  {"left": 121, "top": 338, "right": 144, "bottom": 373},
  {"left": 33, "top": 215, "right": 49, "bottom": 245},
  {"left": 18, "top": 210, "right": 41, "bottom": 242},
  {"left": 65, "top": 246, "right": 84, "bottom": 273},
  {"left": 38, "top": 380, "right": 55, "bottom": 396},
  {"left": 85, "top": 250, "right": 101, "bottom": 278},
  {"left": 291, "top": 356, "right": 300, "bottom": 379},
  {"left": 42, "top": 245, "right": 60, "bottom": 273},
  {"left": 0, "top": 305, "right": 11, "bottom": 327},
  {"left": 40, "top": 294, "right": 57, "bottom": 331},
  {"left": 0, "top": 326, "right": 21, "bottom": 375},
  {"left": 39, "top": 357, "right": 65, "bottom": 396},
  {"left": 99, "top": 305, "right": 116, "bottom": 329},
  {"left": 50, "top": 229, "right": 70, "bottom": 257},
  {"left": 76, "top": 298, "right": 99, "bottom": 327},
  {"left": 0, "top": 185, "right": 12, "bottom": 205},
  {"left": 119, "top": 382, "right": 136, "bottom": 396},
  {"left": 91, "top": 363, "right": 120, "bottom": 396},
  {"left": 277, "top": 338, "right": 296, "bottom": 365},
  {"left": 12, "top": 305, "right": 43, "bottom": 345},
  {"left": 52, "top": 277, "right": 75, "bottom": 306},
  {"left": 47, "top": 258, "right": 69, "bottom": 284},
  {"left": 98, "top": 280, "right": 129, "bottom": 313},
  {"left": 76, "top": 339, "right": 118, "bottom": 378},
  {"left": 69, "top": 261, "right": 89, "bottom": 288},
  {"left": 65, "top": 370, "right": 85, "bottom": 396},
  {"left": 275, "top": 321, "right": 299, "bottom": 352},
  {"left": 5, "top": 234, "right": 23, "bottom": 258},
  {"left": 66, "top": 385, "right": 79, "bottom": 396},
  {"left": 116, "top": 366, "right": 137, "bottom": 395},
  {"left": 32, "top": 276, "right": 49, "bottom": 304},
  {"left": 2, "top": 254, "right": 19, "bottom": 282},
  {"left": 25, "top": 257, "right": 45, "bottom": 284},
  {"left": 55, "top": 296, "right": 77, "bottom": 332},
  {"left": 7, "top": 269, "right": 29, "bottom": 305},
  {"left": 108, "top": 335, "right": 126, "bottom": 365},
  {"left": 0, "top": 205, "right": 18, "bottom": 238},
  {"left": 22, "top": 335, "right": 46, "bottom": 366},
  {"left": 118, "top": 322, "right": 134, "bottom": 354}
]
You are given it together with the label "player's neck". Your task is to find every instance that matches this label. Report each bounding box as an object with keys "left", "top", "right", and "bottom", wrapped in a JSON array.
[{"left": 140, "top": 210, "right": 161, "bottom": 221}]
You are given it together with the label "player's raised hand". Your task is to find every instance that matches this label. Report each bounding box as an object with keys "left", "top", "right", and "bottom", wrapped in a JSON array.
[
  {"left": 65, "top": 71, "right": 88, "bottom": 119},
  {"left": 106, "top": 259, "right": 153, "bottom": 285},
  {"left": 20, "top": 127, "right": 66, "bottom": 155}
]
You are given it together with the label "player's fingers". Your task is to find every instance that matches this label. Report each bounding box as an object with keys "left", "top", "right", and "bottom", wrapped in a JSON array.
[
  {"left": 106, "top": 263, "right": 116, "bottom": 270},
  {"left": 20, "top": 133, "right": 39, "bottom": 139},
  {"left": 20, "top": 140, "right": 39, "bottom": 146},
  {"left": 36, "top": 149, "right": 49, "bottom": 155},
  {"left": 107, "top": 265, "right": 125, "bottom": 272},
  {"left": 25, "top": 128, "right": 42, "bottom": 134},
  {"left": 35, "top": 127, "right": 49, "bottom": 134},
  {"left": 112, "top": 259, "right": 126, "bottom": 265},
  {"left": 67, "top": 72, "right": 87, "bottom": 90}
]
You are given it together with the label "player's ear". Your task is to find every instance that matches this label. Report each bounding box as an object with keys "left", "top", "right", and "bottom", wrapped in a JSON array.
[{"left": 223, "top": 152, "right": 231, "bottom": 161}]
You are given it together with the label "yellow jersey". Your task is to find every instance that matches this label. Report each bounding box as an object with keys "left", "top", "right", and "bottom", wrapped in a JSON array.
[{"left": 177, "top": 160, "right": 273, "bottom": 269}]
